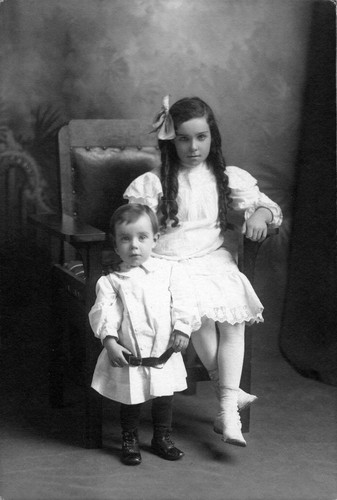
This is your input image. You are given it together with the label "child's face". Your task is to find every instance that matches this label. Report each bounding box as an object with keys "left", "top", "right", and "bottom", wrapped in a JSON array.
[
  {"left": 173, "top": 117, "right": 211, "bottom": 168},
  {"left": 114, "top": 214, "right": 159, "bottom": 267}
]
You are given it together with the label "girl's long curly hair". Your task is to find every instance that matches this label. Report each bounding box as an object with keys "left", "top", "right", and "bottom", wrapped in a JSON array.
[{"left": 158, "top": 97, "right": 231, "bottom": 235}]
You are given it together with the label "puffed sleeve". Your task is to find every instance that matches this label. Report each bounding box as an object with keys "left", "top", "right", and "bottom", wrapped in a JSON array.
[
  {"left": 169, "top": 262, "right": 201, "bottom": 336},
  {"left": 226, "top": 166, "right": 283, "bottom": 227},
  {"left": 123, "top": 171, "right": 163, "bottom": 212},
  {"left": 88, "top": 275, "right": 123, "bottom": 343}
]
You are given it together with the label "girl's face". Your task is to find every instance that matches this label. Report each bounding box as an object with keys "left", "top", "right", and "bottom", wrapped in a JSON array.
[
  {"left": 173, "top": 117, "right": 211, "bottom": 168},
  {"left": 114, "top": 214, "right": 159, "bottom": 267}
]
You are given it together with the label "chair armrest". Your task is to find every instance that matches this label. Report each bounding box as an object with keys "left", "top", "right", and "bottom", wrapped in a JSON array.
[
  {"left": 225, "top": 223, "right": 279, "bottom": 283},
  {"left": 240, "top": 226, "right": 279, "bottom": 283},
  {"left": 227, "top": 222, "right": 279, "bottom": 237},
  {"left": 29, "top": 213, "right": 106, "bottom": 244}
]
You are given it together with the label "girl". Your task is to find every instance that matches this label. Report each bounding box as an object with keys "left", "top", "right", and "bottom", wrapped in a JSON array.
[
  {"left": 89, "top": 204, "right": 200, "bottom": 465},
  {"left": 124, "top": 96, "right": 283, "bottom": 447}
]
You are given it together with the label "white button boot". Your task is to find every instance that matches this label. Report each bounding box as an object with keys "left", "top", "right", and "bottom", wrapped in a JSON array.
[
  {"left": 208, "top": 369, "right": 257, "bottom": 434},
  {"left": 217, "top": 386, "right": 246, "bottom": 447}
]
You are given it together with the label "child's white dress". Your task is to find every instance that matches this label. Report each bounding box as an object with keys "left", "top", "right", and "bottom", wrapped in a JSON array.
[
  {"left": 124, "top": 163, "right": 283, "bottom": 325},
  {"left": 89, "top": 257, "right": 200, "bottom": 404}
]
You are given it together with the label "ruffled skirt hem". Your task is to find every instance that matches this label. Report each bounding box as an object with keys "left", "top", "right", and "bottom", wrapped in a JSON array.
[{"left": 201, "top": 306, "right": 264, "bottom": 325}]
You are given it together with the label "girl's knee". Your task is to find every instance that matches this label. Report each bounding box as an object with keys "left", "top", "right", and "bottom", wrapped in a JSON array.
[
  {"left": 194, "top": 317, "right": 216, "bottom": 336},
  {"left": 202, "top": 317, "right": 216, "bottom": 329}
]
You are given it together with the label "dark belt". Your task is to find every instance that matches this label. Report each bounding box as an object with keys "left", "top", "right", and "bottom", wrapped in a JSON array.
[{"left": 123, "top": 347, "right": 175, "bottom": 367}]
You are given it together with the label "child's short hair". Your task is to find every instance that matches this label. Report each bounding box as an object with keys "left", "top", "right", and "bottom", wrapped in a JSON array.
[{"left": 110, "top": 204, "right": 159, "bottom": 241}]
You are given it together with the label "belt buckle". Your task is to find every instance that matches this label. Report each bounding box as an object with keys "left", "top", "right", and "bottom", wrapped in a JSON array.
[{"left": 128, "top": 355, "right": 142, "bottom": 366}]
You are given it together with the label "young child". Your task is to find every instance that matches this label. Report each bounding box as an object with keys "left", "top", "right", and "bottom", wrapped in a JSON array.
[
  {"left": 124, "top": 96, "right": 283, "bottom": 447},
  {"left": 89, "top": 203, "right": 200, "bottom": 465}
]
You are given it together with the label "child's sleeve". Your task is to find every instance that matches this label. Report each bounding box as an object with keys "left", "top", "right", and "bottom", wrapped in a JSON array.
[
  {"left": 227, "top": 166, "right": 283, "bottom": 227},
  {"left": 88, "top": 275, "right": 123, "bottom": 344},
  {"left": 123, "top": 171, "right": 163, "bottom": 212},
  {"left": 169, "top": 263, "right": 201, "bottom": 336}
]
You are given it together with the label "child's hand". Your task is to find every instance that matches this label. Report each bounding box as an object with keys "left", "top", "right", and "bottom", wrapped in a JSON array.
[
  {"left": 103, "top": 336, "right": 131, "bottom": 367},
  {"left": 242, "top": 208, "right": 272, "bottom": 242},
  {"left": 171, "top": 330, "right": 189, "bottom": 353}
]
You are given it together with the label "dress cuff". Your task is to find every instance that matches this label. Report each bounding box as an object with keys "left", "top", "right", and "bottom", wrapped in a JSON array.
[
  {"left": 99, "top": 330, "right": 119, "bottom": 345},
  {"left": 173, "top": 321, "right": 192, "bottom": 338},
  {"left": 244, "top": 204, "right": 282, "bottom": 227}
]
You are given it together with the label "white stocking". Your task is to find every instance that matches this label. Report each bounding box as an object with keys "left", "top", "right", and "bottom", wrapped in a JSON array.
[{"left": 217, "top": 322, "right": 245, "bottom": 391}]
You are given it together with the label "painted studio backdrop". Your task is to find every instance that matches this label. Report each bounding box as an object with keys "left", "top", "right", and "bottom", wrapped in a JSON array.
[{"left": 0, "top": 0, "right": 336, "bottom": 383}]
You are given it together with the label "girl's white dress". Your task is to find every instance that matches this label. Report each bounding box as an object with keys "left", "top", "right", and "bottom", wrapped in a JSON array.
[
  {"left": 89, "top": 258, "right": 200, "bottom": 404},
  {"left": 124, "top": 164, "right": 283, "bottom": 325}
]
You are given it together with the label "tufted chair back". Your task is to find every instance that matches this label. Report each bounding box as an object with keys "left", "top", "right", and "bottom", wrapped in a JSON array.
[{"left": 59, "top": 120, "right": 160, "bottom": 234}]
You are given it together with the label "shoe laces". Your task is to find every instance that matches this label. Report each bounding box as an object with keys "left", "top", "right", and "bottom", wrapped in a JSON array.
[
  {"left": 123, "top": 431, "right": 137, "bottom": 445},
  {"left": 163, "top": 434, "right": 174, "bottom": 446},
  {"left": 155, "top": 430, "right": 174, "bottom": 446}
]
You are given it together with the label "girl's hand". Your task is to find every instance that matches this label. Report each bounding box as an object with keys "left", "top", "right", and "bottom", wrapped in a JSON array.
[
  {"left": 242, "top": 208, "right": 272, "bottom": 242},
  {"left": 103, "top": 336, "right": 131, "bottom": 367},
  {"left": 172, "top": 330, "right": 189, "bottom": 353}
]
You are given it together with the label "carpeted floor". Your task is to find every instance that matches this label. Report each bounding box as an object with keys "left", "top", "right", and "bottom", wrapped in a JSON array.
[{"left": 0, "top": 250, "right": 336, "bottom": 500}]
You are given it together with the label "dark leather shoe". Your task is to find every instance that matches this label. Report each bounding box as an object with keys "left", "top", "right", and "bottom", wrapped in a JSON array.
[
  {"left": 151, "top": 428, "right": 184, "bottom": 461},
  {"left": 122, "top": 430, "right": 142, "bottom": 466}
]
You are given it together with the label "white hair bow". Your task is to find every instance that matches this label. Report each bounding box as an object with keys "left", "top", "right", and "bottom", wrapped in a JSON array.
[{"left": 152, "top": 95, "right": 176, "bottom": 140}]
